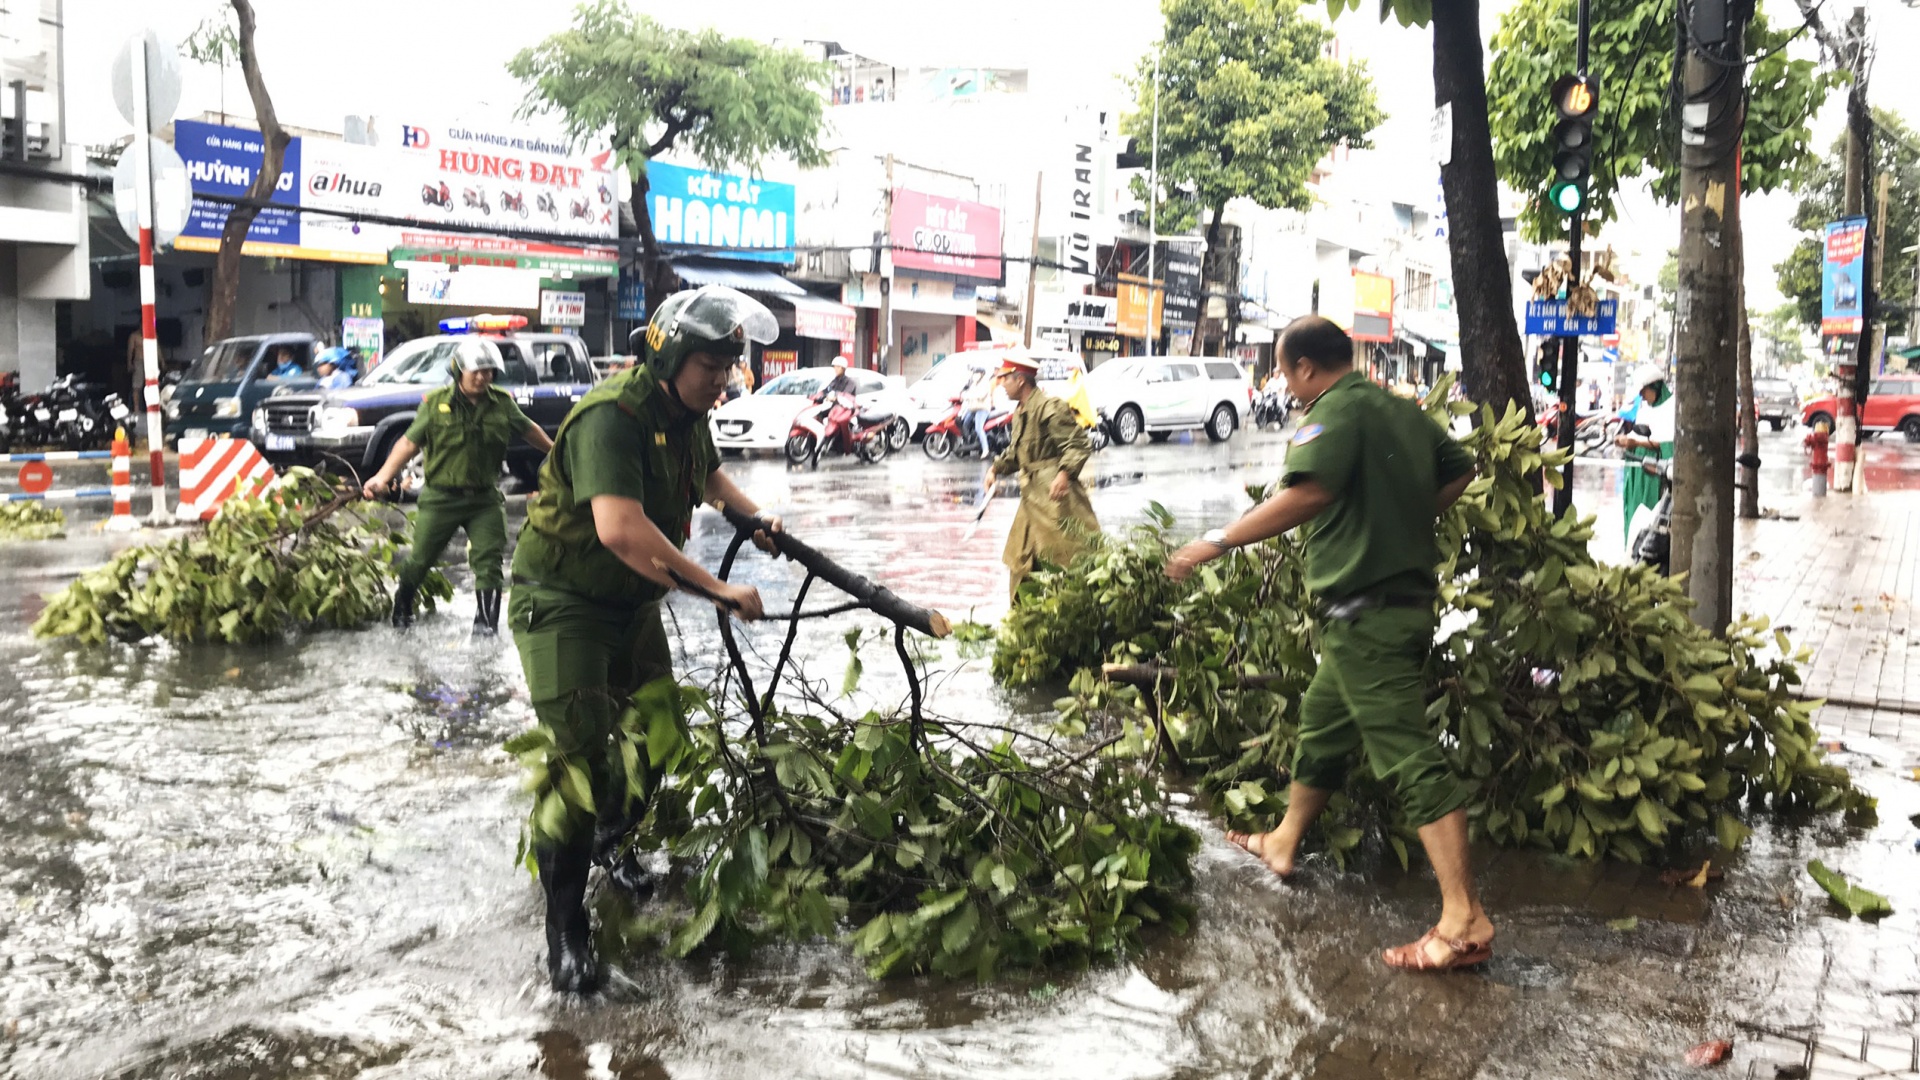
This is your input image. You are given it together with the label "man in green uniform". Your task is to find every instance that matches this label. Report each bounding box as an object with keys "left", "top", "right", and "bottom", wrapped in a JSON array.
[
  {"left": 363, "top": 339, "right": 554, "bottom": 632},
  {"left": 509, "top": 284, "right": 780, "bottom": 994},
  {"left": 1165, "top": 316, "right": 1495, "bottom": 973},
  {"left": 990, "top": 353, "right": 1099, "bottom": 597}
]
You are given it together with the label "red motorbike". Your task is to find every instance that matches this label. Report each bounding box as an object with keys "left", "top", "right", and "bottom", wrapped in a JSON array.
[
  {"left": 921, "top": 398, "right": 1012, "bottom": 461},
  {"left": 786, "top": 392, "right": 892, "bottom": 468}
]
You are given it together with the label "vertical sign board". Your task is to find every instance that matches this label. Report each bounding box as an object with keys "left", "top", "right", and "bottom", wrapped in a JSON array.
[
  {"left": 647, "top": 161, "right": 796, "bottom": 263},
  {"left": 617, "top": 274, "right": 646, "bottom": 321},
  {"left": 540, "top": 289, "right": 587, "bottom": 327},
  {"left": 890, "top": 189, "right": 1004, "bottom": 280},
  {"left": 1114, "top": 274, "right": 1164, "bottom": 339},
  {"left": 1821, "top": 216, "right": 1868, "bottom": 337},
  {"left": 1351, "top": 271, "right": 1395, "bottom": 343},
  {"left": 174, "top": 119, "right": 303, "bottom": 254},
  {"left": 1161, "top": 244, "right": 1203, "bottom": 327}
]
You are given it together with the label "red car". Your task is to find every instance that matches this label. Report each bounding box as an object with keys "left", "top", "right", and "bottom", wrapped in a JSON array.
[{"left": 1801, "top": 374, "right": 1920, "bottom": 442}]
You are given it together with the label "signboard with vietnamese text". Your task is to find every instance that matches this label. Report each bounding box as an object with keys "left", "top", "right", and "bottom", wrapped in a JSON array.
[
  {"left": 387, "top": 121, "right": 617, "bottom": 240},
  {"left": 1352, "top": 271, "right": 1395, "bottom": 343},
  {"left": 174, "top": 119, "right": 308, "bottom": 257},
  {"left": 761, "top": 349, "right": 799, "bottom": 378},
  {"left": 1161, "top": 244, "right": 1202, "bottom": 326},
  {"left": 1821, "top": 216, "right": 1868, "bottom": 336},
  {"left": 891, "top": 189, "right": 1004, "bottom": 281},
  {"left": 1524, "top": 298, "right": 1618, "bottom": 337},
  {"left": 540, "top": 289, "right": 587, "bottom": 327},
  {"left": 1038, "top": 293, "right": 1116, "bottom": 331},
  {"left": 648, "top": 161, "right": 795, "bottom": 263},
  {"left": 1115, "top": 274, "right": 1163, "bottom": 339}
]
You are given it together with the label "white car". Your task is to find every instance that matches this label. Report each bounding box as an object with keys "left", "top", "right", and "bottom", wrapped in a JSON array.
[
  {"left": 902, "top": 347, "right": 1088, "bottom": 435},
  {"left": 710, "top": 367, "right": 913, "bottom": 454},
  {"left": 1086, "top": 356, "right": 1254, "bottom": 444}
]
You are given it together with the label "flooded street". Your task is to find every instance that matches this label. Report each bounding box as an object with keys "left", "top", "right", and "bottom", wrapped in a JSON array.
[{"left": 4, "top": 426, "right": 1918, "bottom": 1080}]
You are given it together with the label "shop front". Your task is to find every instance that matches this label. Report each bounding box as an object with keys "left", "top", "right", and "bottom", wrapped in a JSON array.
[
  {"left": 843, "top": 272, "right": 978, "bottom": 382},
  {"left": 385, "top": 232, "right": 619, "bottom": 352}
]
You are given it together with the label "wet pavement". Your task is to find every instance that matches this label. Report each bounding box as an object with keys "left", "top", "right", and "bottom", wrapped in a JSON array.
[{"left": 3, "top": 425, "right": 1918, "bottom": 1080}]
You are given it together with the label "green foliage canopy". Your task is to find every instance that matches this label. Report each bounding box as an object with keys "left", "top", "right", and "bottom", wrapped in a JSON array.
[
  {"left": 1773, "top": 108, "right": 1918, "bottom": 337},
  {"left": 1486, "top": 0, "right": 1842, "bottom": 242},
  {"left": 1123, "top": 0, "right": 1383, "bottom": 237}
]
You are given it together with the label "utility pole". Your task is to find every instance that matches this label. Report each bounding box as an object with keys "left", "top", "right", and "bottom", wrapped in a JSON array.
[
  {"left": 1023, "top": 169, "right": 1043, "bottom": 348},
  {"left": 1832, "top": 5, "right": 1871, "bottom": 492},
  {"left": 1551, "top": 0, "right": 1592, "bottom": 516},
  {"left": 1670, "top": 0, "right": 1748, "bottom": 632},
  {"left": 879, "top": 154, "right": 895, "bottom": 374},
  {"left": 1146, "top": 45, "right": 1161, "bottom": 360},
  {"left": 1868, "top": 171, "right": 1890, "bottom": 380}
]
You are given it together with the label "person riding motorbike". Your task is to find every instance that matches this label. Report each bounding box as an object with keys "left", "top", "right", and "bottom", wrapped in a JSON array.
[
  {"left": 959, "top": 365, "right": 994, "bottom": 457},
  {"left": 315, "top": 347, "right": 355, "bottom": 390},
  {"left": 1616, "top": 364, "right": 1675, "bottom": 545},
  {"left": 808, "top": 356, "right": 862, "bottom": 465}
]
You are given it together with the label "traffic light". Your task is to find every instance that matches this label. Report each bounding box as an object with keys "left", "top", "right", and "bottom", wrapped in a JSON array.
[{"left": 1548, "top": 74, "right": 1599, "bottom": 216}]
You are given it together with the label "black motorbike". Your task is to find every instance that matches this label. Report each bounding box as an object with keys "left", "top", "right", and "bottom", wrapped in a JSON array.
[{"left": 1252, "top": 387, "right": 1291, "bottom": 430}]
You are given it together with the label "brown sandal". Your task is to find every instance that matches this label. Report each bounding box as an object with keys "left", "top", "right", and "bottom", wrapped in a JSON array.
[
  {"left": 1223, "top": 830, "right": 1295, "bottom": 879},
  {"left": 1382, "top": 928, "right": 1494, "bottom": 972}
]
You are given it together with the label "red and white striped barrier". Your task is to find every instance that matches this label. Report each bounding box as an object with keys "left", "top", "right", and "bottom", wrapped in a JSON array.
[
  {"left": 104, "top": 428, "right": 138, "bottom": 532},
  {"left": 178, "top": 437, "right": 276, "bottom": 521}
]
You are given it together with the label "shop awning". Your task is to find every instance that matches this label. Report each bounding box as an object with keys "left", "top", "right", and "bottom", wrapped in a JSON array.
[
  {"left": 673, "top": 262, "right": 807, "bottom": 296},
  {"left": 786, "top": 293, "right": 857, "bottom": 341}
]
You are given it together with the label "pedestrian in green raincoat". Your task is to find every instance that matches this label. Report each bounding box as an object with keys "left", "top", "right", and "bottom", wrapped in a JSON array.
[
  {"left": 989, "top": 352, "right": 1099, "bottom": 597},
  {"left": 363, "top": 338, "right": 553, "bottom": 632},
  {"left": 508, "top": 284, "right": 781, "bottom": 994},
  {"left": 1617, "top": 365, "right": 1675, "bottom": 545}
]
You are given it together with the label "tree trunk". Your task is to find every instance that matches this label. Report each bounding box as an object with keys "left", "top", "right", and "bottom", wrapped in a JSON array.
[
  {"left": 1735, "top": 224, "right": 1759, "bottom": 520},
  {"left": 1431, "top": 0, "right": 1532, "bottom": 419},
  {"left": 629, "top": 164, "right": 677, "bottom": 333},
  {"left": 1202, "top": 203, "right": 1225, "bottom": 356},
  {"left": 205, "top": 0, "right": 286, "bottom": 344}
]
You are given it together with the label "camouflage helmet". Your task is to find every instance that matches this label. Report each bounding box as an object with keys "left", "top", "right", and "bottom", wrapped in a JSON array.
[{"left": 631, "top": 284, "right": 779, "bottom": 382}]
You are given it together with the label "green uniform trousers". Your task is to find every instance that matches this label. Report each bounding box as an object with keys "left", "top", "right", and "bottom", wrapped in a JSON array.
[
  {"left": 1291, "top": 605, "right": 1470, "bottom": 827},
  {"left": 398, "top": 486, "right": 508, "bottom": 590},
  {"left": 508, "top": 584, "right": 672, "bottom": 845}
]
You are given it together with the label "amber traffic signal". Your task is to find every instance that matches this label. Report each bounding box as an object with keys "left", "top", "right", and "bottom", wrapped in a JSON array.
[{"left": 1548, "top": 74, "right": 1599, "bottom": 216}]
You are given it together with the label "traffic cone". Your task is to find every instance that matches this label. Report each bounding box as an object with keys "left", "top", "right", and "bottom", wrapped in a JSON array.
[{"left": 104, "top": 427, "right": 140, "bottom": 532}]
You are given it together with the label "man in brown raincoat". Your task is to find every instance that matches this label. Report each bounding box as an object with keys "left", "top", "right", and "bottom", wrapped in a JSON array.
[{"left": 990, "top": 352, "right": 1099, "bottom": 596}]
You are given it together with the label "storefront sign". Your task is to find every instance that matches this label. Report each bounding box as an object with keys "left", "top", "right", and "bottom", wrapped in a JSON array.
[
  {"left": 173, "top": 119, "right": 309, "bottom": 258},
  {"left": 1821, "top": 216, "right": 1868, "bottom": 336},
  {"left": 540, "top": 289, "right": 587, "bottom": 326},
  {"left": 405, "top": 265, "right": 542, "bottom": 309},
  {"left": 1115, "top": 274, "right": 1164, "bottom": 339},
  {"left": 1037, "top": 292, "right": 1116, "bottom": 331},
  {"left": 890, "top": 189, "right": 1003, "bottom": 280},
  {"left": 794, "top": 305, "right": 856, "bottom": 341},
  {"left": 393, "top": 231, "right": 618, "bottom": 275},
  {"left": 341, "top": 316, "right": 384, "bottom": 365},
  {"left": 647, "top": 161, "right": 795, "bottom": 264},
  {"left": 617, "top": 274, "right": 646, "bottom": 320},
  {"left": 1161, "top": 244, "right": 1202, "bottom": 326},
  {"left": 762, "top": 349, "right": 799, "bottom": 378},
  {"left": 1081, "top": 334, "right": 1123, "bottom": 353},
  {"left": 844, "top": 273, "right": 976, "bottom": 315},
  {"left": 1352, "top": 271, "right": 1395, "bottom": 343},
  {"left": 385, "top": 121, "right": 617, "bottom": 241},
  {"left": 1054, "top": 106, "right": 1109, "bottom": 279}
]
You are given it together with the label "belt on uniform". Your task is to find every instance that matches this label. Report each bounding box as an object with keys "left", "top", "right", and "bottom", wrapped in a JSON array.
[{"left": 1317, "top": 592, "right": 1434, "bottom": 621}]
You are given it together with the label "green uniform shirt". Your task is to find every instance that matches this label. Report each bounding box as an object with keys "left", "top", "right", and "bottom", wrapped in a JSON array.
[
  {"left": 403, "top": 384, "right": 535, "bottom": 490},
  {"left": 1282, "top": 372, "right": 1473, "bottom": 600},
  {"left": 511, "top": 369, "right": 716, "bottom": 608}
]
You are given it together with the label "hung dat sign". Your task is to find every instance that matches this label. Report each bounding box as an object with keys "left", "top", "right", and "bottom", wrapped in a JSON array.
[{"left": 648, "top": 161, "right": 796, "bottom": 264}]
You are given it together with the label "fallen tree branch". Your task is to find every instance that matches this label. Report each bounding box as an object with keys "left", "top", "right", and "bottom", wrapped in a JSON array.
[
  {"left": 710, "top": 500, "right": 952, "bottom": 638},
  {"left": 1100, "top": 663, "right": 1291, "bottom": 690}
]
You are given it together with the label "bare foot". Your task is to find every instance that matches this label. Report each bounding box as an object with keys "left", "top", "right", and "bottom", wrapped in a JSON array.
[{"left": 1224, "top": 830, "right": 1297, "bottom": 878}]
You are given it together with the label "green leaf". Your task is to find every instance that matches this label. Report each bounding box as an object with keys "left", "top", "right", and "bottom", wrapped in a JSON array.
[
  {"left": 667, "top": 897, "right": 722, "bottom": 957},
  {"left": 558, "top": 763, "right": 595, "bottom": 813},
  {"left": 1606, "top": 916, "right": 1638, "bottom": 932},
  {"left": 941, "top": 902, "right": 981, "bottom": 955},
  {"left": 1806, "top": 860, "right": 1892, "bottom": 919}
]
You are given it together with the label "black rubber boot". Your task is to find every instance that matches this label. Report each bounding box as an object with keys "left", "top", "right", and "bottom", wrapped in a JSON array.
[
  {"left": 473, "top": 589, "right": 501, "bottom": 635},
  {"left": 535, "top": 841, "right": 600, "bottom": 994},
  {"left": 593, "top": 820, "right": 655, "bottom": 904},
  {"left": 390, "top": 581, "right": 419, "bottom": 629}
]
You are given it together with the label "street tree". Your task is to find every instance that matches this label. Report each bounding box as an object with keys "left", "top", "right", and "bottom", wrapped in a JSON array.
[
  {"left": 510, "top": 0, "right": 830, "bottom": 308},
  {"left": 1752, "top": 303, "right": 1809, "bottom": 369},
  {"left": 181, "top": 0, "right": 286, "bottom": 344},
  {"left": 1123, "top": 0, "right": 1382, "bottom": 352},
  {"left": 1774, "top": 108, "right": 1918, "bottom": 339},
  {"left": 1485, "top": 0, "right": 1835, "bottom": 243},
  {"left": 1318, "top": 0, "right": 1534, "bottom": 418}
]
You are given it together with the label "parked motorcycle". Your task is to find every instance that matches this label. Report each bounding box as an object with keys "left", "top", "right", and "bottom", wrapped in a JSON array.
[
  {"left": 2, "top": 375, "right": 129, "bottom": 450},
  {"left": 421, "top": 182, "right": 452, "bottom": 210},
  {"left": 922, "top": 399, "right": 1013, "bottom": 461},
  {"left": 462, "top": 187, "right": 492, "bottom": 216},
  {"left": 500, "top": 189, "right": 528, "bottom": 219},
  {"left": 787, "top": 392, "right": 892, "bottom": 468},
  {"left": 1252, "top": 387, "right": 1291, "bottom": 430},
  {"left": 537, "top": 192, "right": 558, "bottom": 221}
]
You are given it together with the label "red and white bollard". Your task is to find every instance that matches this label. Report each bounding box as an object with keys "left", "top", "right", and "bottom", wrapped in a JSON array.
[
  {"left": 1804, "top": 421, "right": 1830, "bottom": 499},
  {"left": 104, "top": 427, "right": 139, "bottom": 531}
]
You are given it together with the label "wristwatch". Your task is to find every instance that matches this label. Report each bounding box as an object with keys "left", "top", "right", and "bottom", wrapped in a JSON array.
[{"left": 1201, "top": 528, "right": 1234, "bottom": 550}]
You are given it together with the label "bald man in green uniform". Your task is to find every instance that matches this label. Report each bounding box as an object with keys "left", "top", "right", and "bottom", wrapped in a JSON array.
[
  {"left": 1166, "top": 316, "right": 1495, "bottom": 973},
  {"left": 509, "top": 285, "right": 781, "bottom": 994}
]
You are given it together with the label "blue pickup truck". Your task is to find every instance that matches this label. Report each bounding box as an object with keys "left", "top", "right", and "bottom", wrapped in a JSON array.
[
  {"left": 251, "top": 324, "right": 596, "bottom": 486},
  {"left": 165, "top": 332, "right": 323, "bottom": 442}
]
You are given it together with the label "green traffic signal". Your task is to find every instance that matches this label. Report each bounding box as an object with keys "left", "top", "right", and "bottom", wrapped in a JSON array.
[{"left": 1549, "top": 179, "right": 1585, "bottom": 215}]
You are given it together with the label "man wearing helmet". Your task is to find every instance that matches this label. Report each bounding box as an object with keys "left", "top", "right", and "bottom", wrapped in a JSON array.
[
  {"left": 1616, "top": 365, "right": 1675, "bottom": 544},
  {"left": 508, "top": 284, "right": 781, "bottom": 994},
  {"left": 363, "top": 337, "right": 553, "bottom": 633},
  {"left": 990, "top": 351, "right": 1099, "bottom": 596},
  {"left": 821, "top": 354, "right": 858, "bottom": 399}
]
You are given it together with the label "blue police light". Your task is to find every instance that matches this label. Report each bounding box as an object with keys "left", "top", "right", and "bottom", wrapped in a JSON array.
[{"left": 438, "top": 314, "right": 528, "bottom": 334}]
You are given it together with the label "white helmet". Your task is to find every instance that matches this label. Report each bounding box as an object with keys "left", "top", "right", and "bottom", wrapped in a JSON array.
[
  {"left": 831, "top": 355, "right": 850, "bottom": 371},
  {"left": 1633, "top": 365, "right": 1669, "bottom": 392}
]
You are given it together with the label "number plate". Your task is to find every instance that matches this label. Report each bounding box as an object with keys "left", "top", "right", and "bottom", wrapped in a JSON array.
[
  {"left": 266, "top": 434, "right": 294, "bottom": 452},
  {"left": 111, "top": 406, "right": 131, "bottom": 420},
  {"left": 33, "top": 408, "right": 50, "bottom": 421},
  {"left": 57, "top": 408, "right": 78, "bottom": 422},
  {"left": 182, "top": 428, "right": 209, "bottom": 441}
]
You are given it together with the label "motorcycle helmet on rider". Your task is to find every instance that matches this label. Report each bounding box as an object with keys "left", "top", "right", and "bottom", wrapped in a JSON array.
[{"left": 628, "top": 285, "right": 779, "bottom": 402}]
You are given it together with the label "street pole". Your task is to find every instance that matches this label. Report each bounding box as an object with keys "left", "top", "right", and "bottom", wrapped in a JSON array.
[
  {"left": 1023, "top": 169, "right": 1043, "bottom": 348},
  {"left": 1552, "top": 0, "right": 1590, "bottom": 516},
  {"left": 130, "top": 38, "right": 172, "bottom": 524},
  {"left": 1671, "top": 0, "right": 1747, "bottom": 631},
  {"left": 1146, "top": 46, "right": 1161, "bottom": 360},
  {"left": 1868, "top": 172, "right": 1890, "bottom": 381},
  {"left": 1832, "top": 6, "right": 1869, "bottom": 493},
  {"left": 879, "top": 154, "right": 894, "bottom": 374}
]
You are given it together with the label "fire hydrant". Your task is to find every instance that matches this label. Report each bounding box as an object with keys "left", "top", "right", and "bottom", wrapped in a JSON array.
[{"left": 1804, "top": 421, "right": 1830, "bottom": 498}]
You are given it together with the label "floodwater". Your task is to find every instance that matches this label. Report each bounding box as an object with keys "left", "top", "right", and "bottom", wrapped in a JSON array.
[{"left": 3, "top": 425, "right": 1917, "bottom": 1080}]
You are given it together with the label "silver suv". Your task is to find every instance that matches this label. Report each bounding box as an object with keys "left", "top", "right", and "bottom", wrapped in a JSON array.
[{"left": 1086, "top": 357, "right": 1254, "bottom": 444}]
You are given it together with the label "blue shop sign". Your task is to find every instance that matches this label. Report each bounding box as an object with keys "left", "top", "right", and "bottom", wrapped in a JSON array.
[
  {"left": 617, "top": 273, "right": 646, "bottom": 321},
  {"left": 175, "top": 119, "right": 303, "bottom": 247},
  {"left": 646, "top": 161, "right": 795, "bottom": 264}
]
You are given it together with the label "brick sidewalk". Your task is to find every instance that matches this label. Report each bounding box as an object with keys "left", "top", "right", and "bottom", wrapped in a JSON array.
[{"left": 1736, "top": 487, "right": 1920, "bottom": 749}]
